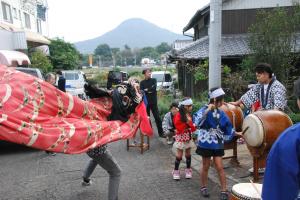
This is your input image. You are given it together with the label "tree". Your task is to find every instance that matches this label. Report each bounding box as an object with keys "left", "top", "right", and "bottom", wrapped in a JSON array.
[
  {"left": 121, "top": 44, "right": 134, "bottom": 66},
  {"left": 30, "top": 50, "right": 53, "bottom": 73},
  {"left": 137, "top": 47, "right": 159, "bottom": 64},
  {"left": 111, "top": 48, "right": 121, "bottom": 66},
  {"left": 49, "top": 38, "right": 80, "bottom": 70},
  {"left": 94, "top": 44, "right": 113, "bottom": 67},
  {"left": 94, "top": 44, "right": 112, "bottom": 58},
  {"left": 156, "top": 42, "right": 171, "bottom": 54},
  {"left": 248, "top": 6, "right": 300, "bottom": 82},
  {"left": 79, "top": 54, "right": 89, "bottom": 67}
]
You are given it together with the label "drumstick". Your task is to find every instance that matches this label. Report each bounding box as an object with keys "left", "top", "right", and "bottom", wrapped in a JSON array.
[
  {"left": 249, "top": 179, "right": 261, "bottom": 198},
  {"left": 241, "top": 126, "right": 249, "bottom": 135}
]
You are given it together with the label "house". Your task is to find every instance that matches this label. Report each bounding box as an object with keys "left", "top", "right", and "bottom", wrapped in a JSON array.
[
  {"left": 169, "top": 0, "right": 300, "bottom": 97},
  {"left": 0, "top": 0, "right": 50, "bottom": 53}
]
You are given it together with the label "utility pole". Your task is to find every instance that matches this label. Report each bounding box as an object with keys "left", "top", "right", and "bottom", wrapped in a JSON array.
[{"left": 208, "top": 0, "right": 222, "bottom": 89}]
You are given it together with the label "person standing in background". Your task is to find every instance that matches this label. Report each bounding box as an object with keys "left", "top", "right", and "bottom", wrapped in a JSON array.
[
  {"left": 140, "top": 68, "right": 164, "bottom": 138},
  {"left": 57, "top": 70, "right": 66, "bottom": 92},
  {"left": 44, "top": 73, "right": 58, "bottom": 156}
]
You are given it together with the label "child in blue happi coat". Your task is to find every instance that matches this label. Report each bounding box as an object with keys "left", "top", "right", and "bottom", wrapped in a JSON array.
[{"left": 193, "top": 87, "right": 241, "bottom": 200}]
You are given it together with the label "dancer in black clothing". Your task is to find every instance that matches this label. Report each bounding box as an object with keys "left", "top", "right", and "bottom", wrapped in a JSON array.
[{"left": 140, "top": 68, "right": 164, "bottom": 137}]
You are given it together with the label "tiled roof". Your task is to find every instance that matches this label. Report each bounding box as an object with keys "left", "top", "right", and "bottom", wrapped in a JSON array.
[{"left": 175, "top": 34, "right": 251, "bottom": 59}]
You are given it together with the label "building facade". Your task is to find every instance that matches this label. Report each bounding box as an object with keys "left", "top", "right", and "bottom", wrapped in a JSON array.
[
  {"left": 170, "top": 0, "right": 300, "bottom": 97},
  {"left": 0, "top": 0, "right": 50, "bottom": 51}
]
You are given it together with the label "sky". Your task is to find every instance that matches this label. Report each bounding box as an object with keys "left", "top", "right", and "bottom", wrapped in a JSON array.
[{"left": 47, "top": 0, "right": 210, "bottom": 43}]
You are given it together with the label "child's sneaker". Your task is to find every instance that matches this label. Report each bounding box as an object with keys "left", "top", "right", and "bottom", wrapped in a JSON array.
[
  {"left": 220, "top": 191, "right": 229, "bottom": 200},
  {"left": 82, "top": 179, "right": 92, "bottom": 186},
  {"left": 172, "top": 170, "right": 180, "bottom": 180},
  {"left": 166, "top": 138, "right": 173, "bottom": 145},
  {"left": 200, "top": 187, "right": 210, "bottom": 198},
  {"left": 185, "top": 168, "right": 192, "bottom": 179}
]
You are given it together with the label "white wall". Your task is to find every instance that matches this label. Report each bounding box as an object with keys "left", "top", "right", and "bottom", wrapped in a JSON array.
[
  {"left": 0, "top": 29, "right": 14, "bottom": 50},
  {"left": 223, "top": 0, "right": 299, "bottom": 10},
  {"left": 0, "top": 0, "right": 49, "bottom": 36}
]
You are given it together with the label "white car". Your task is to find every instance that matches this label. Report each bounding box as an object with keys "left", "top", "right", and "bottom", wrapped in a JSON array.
[
  {"left": 16, "top": 67, "right": 44, "bottom": 80},
  {"left": 62, "top": 70, "right": 87, "bottom": 99},
  {"left": 151, "top": 71, "right": 174, "bottom": 92}
]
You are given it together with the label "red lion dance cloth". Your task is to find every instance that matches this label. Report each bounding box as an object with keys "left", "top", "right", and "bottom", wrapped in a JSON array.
[{"left": 0, "top": 65, "right": 152, "bottom": 154}]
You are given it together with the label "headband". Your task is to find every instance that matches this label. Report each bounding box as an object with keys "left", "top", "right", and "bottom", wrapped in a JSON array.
[
  {"left": 209, "top": 88, "right": 225, "bottom": 99},
  {"left": 179, "top": 98, "right": 193, "bottom": 106}
]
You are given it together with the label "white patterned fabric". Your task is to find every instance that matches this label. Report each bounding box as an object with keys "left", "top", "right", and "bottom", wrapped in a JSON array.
[
  {"left": 209, "top": 88, "right": 225, "bottom": 99},
  {"left": 240, "top": 79, "right": 286, "bottom": 110},
  {"left": 179, "top": 98, "right": 193, "bottom": 106},
  {"left": 174, "top": 132, "right": 191, "bottom": 142},
  {"left": 173, "top": 140, "right": 195, "bottom": 150}
]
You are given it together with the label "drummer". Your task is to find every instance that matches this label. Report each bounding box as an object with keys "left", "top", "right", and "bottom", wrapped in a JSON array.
[
  {"left": 262, "top": 77, "right": 300, "bottom": 200},
  {"left": 231, "top": 63, "right": 287, "bottom": 111}
]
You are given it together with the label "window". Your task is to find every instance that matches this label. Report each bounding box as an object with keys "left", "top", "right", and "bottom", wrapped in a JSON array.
[
  {"left": 152, "top": 73, "right": 172, "bottom": 82},
  {"left": 1, "top": 2, "right": 13, "bottom": 23},
  {"left": 12, "top": 7, "right": 18, "bottom": 19},
  {"left": 36, "top": 19, "right": 42, "bottom": 33},
  {"left": 23, "top": 12, "right": 31, "bottom": 29},
  {"left": 64, "top": 73, "right": 79, "bottom": 80}
]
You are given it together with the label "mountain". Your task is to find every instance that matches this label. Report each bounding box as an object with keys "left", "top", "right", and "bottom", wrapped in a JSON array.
[{"left": 74, "top": 18, "right": 188, "bottom": 54}]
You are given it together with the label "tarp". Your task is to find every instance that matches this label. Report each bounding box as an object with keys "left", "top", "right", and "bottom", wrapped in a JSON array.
[{"left": 0, "top": 65, "right": 153, "bottom": 154}]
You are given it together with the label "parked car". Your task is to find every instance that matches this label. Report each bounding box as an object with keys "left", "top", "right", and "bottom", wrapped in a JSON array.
[
  {"left": 107, "top": 71, "right": 129, "bottom": 89},
  {"left": 62, "top": 70, "right": 87, "bottom": 100},
  {"left": 151, "top": 71, "right": 174, "bottom": 92},
  {"left": 15, "top": 67, "right": 44, "bottom": 80}
]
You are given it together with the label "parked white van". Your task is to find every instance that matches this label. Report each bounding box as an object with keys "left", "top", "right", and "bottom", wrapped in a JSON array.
[
  {"left": 62, "top": 70, "right": 87, "bottom": 99},
  {"left": 151, "top": 71, "right": 174, "bottom": 92}
]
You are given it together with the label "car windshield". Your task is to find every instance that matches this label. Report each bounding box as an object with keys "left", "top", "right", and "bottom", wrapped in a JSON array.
[
  {"left": 17, "top": 69, "right": 38, "bottom": 78},
  {"left": 64, "top": 72, "right": 79, "bottom": 80},
  {"left": 152, "top": 73, "right": 172, "bottom": 82}
]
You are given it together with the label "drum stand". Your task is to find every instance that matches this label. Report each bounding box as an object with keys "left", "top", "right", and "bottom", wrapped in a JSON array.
[
  {"left": 252, "top": 155, "right": 266, "bottom": 182},
  {"left": 247, "top": 144, "right": 267, "bottom": 182}
]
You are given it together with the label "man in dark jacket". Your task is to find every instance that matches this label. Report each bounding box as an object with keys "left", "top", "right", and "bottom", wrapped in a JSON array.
[
  {"left": 57, "top": 70, "right": 66, "bottom": 92},
  {"left": 140, "top": 68, "right": 164, "bottom": 137}
]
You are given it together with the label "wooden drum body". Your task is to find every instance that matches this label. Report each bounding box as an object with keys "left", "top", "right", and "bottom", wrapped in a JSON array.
[
  {"left": 242, "top": 110, "right": 293, "bottom": 156},
  {"left": 220, "top": 103, "right": 244, "bottom": 131},
  {"left": 230, "top": 183, "right": 262, "bottom": 200}
]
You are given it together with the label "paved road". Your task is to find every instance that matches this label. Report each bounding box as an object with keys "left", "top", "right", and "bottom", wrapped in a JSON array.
[{"left": 0, "top": 136, "right": 220, "bottom": 200}]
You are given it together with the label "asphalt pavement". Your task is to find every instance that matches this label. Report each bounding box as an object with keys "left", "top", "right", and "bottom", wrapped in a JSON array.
[{"left": 0, "top": 134, "right": 221, "bottom": 200}]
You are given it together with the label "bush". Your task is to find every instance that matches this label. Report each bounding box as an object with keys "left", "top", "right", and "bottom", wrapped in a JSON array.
[
  {"left": 30, "top": 50, "right": 53, "bottom": 73},
  {"left": 157, "top": 94, "right": 176, "bottom": 118},
  {"left": 90, "top": 71, "right": 108, "bottom": 87},
  {"left": 288, "top": 113, "right": 300, "bottom": 124}
]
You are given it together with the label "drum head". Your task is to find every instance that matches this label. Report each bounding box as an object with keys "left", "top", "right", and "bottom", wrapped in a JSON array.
[
  {"left": 242, "top": 114, "right": 264, "bottom": 147},
  {"left": 232, "top": 183, "right": 262, "bottom": 200}
]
